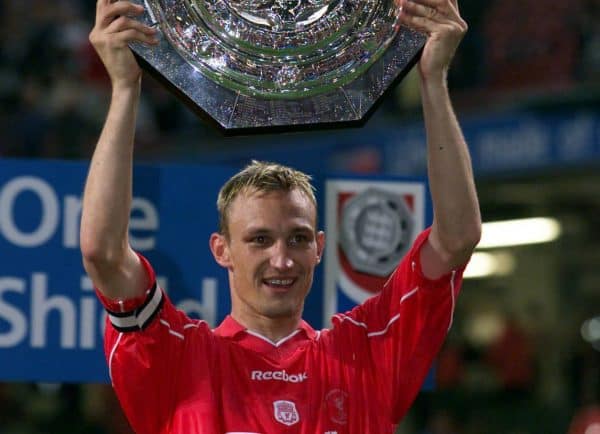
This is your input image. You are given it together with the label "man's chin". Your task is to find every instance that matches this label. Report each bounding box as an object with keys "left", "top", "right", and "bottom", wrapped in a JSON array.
[{"left": 259, "top": 300, "right": 301, "bottom": 319}]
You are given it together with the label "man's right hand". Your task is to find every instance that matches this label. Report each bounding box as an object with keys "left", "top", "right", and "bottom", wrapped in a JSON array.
[{"left": 89, "top": 0, "right": 159, "bottom": 89}]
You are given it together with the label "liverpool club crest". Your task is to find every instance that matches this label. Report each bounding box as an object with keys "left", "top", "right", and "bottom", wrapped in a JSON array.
[{"left": 273, "top": 400, "right": 300, "bottom": 426}]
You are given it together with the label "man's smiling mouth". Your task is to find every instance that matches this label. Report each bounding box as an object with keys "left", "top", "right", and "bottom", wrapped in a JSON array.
[{"left": 263, "top": 278, "right": 296, "bottom": 290}]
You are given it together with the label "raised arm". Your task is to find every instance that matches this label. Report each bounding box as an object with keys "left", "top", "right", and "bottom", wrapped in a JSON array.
[
  {"left": 80, "top": 0, "right": 159, "bottom": 299},
  {"left": 400, "top": 0, "right": 481, "bottom": 279}
]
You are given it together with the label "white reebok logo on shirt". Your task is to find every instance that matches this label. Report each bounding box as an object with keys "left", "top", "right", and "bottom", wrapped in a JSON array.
[{"left": 251, "top": 369, "right": 308, "bottom": 383}]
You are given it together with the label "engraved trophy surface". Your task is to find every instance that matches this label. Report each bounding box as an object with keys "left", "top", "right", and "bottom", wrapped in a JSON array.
[{"left": 130, "top": 0, "right": 425, "bottom": 132}]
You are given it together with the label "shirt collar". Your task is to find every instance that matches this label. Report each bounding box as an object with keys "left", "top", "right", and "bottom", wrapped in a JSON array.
[{"left": 214, "top": 315, "right": 317, "bottom": 343}]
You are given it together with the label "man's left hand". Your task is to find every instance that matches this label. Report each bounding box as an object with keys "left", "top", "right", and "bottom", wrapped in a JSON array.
[{"left": 398, "top": 0, "right": 467, "bottom": 82}]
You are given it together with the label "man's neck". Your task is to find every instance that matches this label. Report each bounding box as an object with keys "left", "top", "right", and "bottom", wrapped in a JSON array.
[{"left": 231, "top": 311, "right": 302, "bottom": 344}]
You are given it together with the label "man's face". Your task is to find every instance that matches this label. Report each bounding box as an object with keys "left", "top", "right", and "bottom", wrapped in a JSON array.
[{"left": 210, "top": 188, "right": 325, "bottom": 321}]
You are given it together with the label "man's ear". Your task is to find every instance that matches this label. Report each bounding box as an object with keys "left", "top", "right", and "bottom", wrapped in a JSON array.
[
  {"left": 316, "top": 230, "right": 325, "bottom": 264},
  {"left": 209, "top": 233, "right": 232, "bottom": 269}
]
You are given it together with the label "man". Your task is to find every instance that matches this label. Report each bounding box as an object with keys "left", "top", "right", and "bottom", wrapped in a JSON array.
[{"left": 81, "top": 0, "right": 481, "bottom": 432}]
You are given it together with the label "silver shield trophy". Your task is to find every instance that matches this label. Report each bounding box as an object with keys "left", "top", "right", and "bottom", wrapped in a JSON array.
[{"left": 129, "top": 0, "right": 425, "bottom": 132}]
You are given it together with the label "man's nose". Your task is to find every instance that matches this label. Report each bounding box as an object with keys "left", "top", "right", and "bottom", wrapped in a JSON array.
[{"left": 270, "top": 241, "right": 294, "bottom": 270}]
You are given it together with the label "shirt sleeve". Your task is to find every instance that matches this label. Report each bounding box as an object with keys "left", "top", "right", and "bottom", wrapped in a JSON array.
[
  {"left": 330, "top": 227, "right": 467, "bottom": 423},
  {"left": 97, "top": 254, "right": 213, "bottom": 434}
]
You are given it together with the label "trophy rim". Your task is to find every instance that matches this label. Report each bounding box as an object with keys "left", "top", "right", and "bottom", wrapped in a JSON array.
[{"left": 132, "top": 42, "right": 423, "bottom": 135}]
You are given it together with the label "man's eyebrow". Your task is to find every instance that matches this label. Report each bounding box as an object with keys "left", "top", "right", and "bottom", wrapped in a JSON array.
[
  {"left": 242, "top": 226, "right": 275, "bottom": 236},
  {"left": 243, "top": 225, "right": 314, "bottom": 235},
  {"left": 291, "top": 226, "right": 314, "bottom": 233}
]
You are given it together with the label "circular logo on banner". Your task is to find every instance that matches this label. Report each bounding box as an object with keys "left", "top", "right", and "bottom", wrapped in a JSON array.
[{"left": 339, "top": 188, "right": 414, "bottom": 277}]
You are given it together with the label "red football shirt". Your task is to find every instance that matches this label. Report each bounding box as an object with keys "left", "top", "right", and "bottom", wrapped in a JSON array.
[{"left": 99, "top": 228, "right": 465, "bottom": 434}]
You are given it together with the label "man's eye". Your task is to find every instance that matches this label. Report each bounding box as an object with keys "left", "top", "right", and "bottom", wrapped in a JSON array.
[
  {"left": 290, "top": 234, "right": 308, "bottom": 245},
  {"left": 253, "top": 235, "right": 267, "bottom": 245}
]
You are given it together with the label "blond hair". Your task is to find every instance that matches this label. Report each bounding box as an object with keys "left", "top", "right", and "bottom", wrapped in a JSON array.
[{"left": 217, "top": 160, "right": 317, "bottom": 237}]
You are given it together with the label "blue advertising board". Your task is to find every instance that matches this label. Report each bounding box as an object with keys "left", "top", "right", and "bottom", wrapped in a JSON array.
[
  {"left": 203, "top": 109, "right": 600, "bottom": 178},
  {"left": 0, "top": 159, "right": 238, "bottom": 382},
  {"left": 0, "top": 159, "right": 429, "bottom": 384}
]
